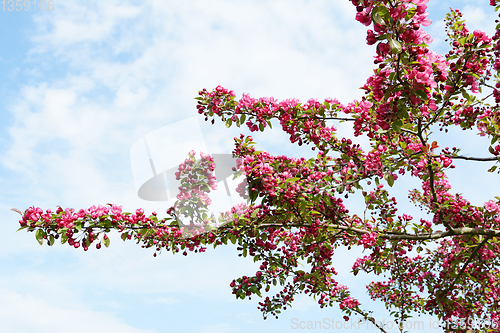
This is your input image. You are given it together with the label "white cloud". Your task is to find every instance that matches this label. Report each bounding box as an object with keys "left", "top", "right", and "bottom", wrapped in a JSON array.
[
  {"left": 2, "top": 0, "right": 375, "bottom": 217},
  {"left": 31, "top": 1, "right": 142, "bottom": 53},
  {"left": 0, "top": 287, "right": 154, "bottom": 333}
]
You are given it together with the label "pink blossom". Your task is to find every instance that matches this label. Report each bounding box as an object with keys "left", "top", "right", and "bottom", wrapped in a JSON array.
[
  {"left": 484, "top": 201, "right": 500, "bottom": 213},
  {"left": 366, "top": 30, "right": 377, "bottom": 45},
  {"left": 356, "top": 10, "right": 371, "bottom": 26}
]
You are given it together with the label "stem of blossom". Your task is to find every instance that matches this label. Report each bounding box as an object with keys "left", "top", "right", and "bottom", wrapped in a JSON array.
[{"left": 350, "top": 307, "right": 388, "bottom": 333}]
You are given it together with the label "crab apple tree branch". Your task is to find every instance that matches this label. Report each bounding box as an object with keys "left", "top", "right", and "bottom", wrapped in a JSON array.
[{"left": 14, "top": 0, "right": 500, "bottom": 332}]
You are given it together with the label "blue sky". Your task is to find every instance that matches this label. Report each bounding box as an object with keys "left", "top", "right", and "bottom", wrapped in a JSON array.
[{"left": 1, "top": 1, "right": 499, "bottom": 332}]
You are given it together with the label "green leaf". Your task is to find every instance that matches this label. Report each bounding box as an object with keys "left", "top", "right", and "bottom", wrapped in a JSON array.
[
  {"left": 461, "top": 89, "right": 471, "bottom": 101},
  {"left": 400, "top": 109, "right": 409, "bottom": 120},
  {"left": 402, "top": 123, "right": 413, "bottom": 130},
  {"left": 251, "top": 208, "right": 260, "bottom": 218},
  {"left": 49, "top": 235, "right": 55, "bottom": 246},
  {"left": 392, "top": 119, "right": 403, "bottom": 131},
  {"left": 468, "top": 72, "right": 480, "bottom": 79},
  {"left": 375, "top": 177, "right": 380, "bottom": 186},
  {"left": 248, "top": 189, "right": 259, "bottom": 202},
  {"left": 467, "top": 32, "right": 474, "bottom": 43},
  {"left": 259, "top": 123, "right": 265, "bottom": 131},
  {"left": 250, "top": 285, "right": 259, "bottom": 294},
  {"left": 388, "top": 38, "right": 402, "bottom": 54},
  {"left": 437, "top": 301, "right": 444, "bottom": 311},
  {"left": 405, "top": 7, "right": 416, "bottom": 20},
  {"left": 16, "top": 225, "right": 28, "bottom": 232},
  {"left": 378, "top": 6, "right": 390, "bottom": 21},
  {"left": 61, "top": 233, "right": 68, "bottom": 245},
  {"left": 415, "top": 89, "right": 427, "bottom": 101},
  {"left": 226, "top": 118, "right": 232, "bottom": 128},
  {"left": 387, "top": 174, "right": 394, "bottom": 187},
  {"left": 35, "top": 229, "right": 45, "bottom": 246},
  {"left": 371, "top": 7, "right": 385, "bottom": 25},
  {"left": 230, "top": 234, "right": 237, "bottom": 244},
  {"left": 103, "top": 236, "right": 110, "bottom": 248},
  {"left": 318, "top": 107, "right": 325, "bottom": 117}
]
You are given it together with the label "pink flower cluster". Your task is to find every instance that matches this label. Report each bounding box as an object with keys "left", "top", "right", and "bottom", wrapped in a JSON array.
[
  {"left": 360, "top": 232, "right": 378, "bottom": 249},
  {"left": 339, "top": 296, "right": 360, "bottom": 310},
  {"left": 175, "top": 151, "right": 217, "bottom": 207}
]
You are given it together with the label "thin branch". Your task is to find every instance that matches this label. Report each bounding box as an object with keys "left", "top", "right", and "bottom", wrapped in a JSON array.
[
  {"left": 400, "top": 127, "right": 418, "bottom": 136},
  {"left": 441, "top": 154, "right": 499, "bottom": 162},
  {"left": 256, "top": 223, "right": 500, "bottom": 241},
  {"left": 321, "top": 117, "right": 356, "bottom": 121},
  {"left": 236, "top": 111, "right": 356, "bottom": 123},
  {"left": 417, "top": 118, "right": 454, "bottom": 232}
]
